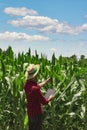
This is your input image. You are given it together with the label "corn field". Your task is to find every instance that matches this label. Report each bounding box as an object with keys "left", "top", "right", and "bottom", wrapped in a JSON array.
[{"left": 0, "top": 46, "right": 87, "bottom": 130}]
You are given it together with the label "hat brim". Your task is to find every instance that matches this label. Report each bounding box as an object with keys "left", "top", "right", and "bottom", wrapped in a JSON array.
[{"left": 25, "top": 64, "right": 40, "bottom": 80}]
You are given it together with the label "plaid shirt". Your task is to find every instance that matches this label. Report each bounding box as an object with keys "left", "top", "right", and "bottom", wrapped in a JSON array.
[{"left": 24, "top": 80, "right": 49, "bottom": 117}]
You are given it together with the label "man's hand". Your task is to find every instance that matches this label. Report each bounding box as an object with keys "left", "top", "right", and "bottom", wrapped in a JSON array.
[
  {"left": 48, "top": 95, "right": 54, "bottom": 101},
  {"left": 46, "top": 77, "right": 52, "bottom": 83}
]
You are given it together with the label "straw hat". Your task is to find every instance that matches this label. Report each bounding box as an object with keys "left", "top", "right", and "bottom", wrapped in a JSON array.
[{"left": 25, "top": 64, "right": 40, "bottom": 80}]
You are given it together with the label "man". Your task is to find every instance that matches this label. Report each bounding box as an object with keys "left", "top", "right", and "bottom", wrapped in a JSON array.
[{"left": 24, "top": 64, "right": 54, "bottom": 130}]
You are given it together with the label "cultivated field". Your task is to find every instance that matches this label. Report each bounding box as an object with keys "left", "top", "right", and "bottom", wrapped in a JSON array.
[{"left": 0, "top": 47, "right": 87, "bottom": 130}]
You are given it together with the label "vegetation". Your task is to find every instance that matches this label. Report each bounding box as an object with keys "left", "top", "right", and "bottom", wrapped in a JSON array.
[{"left": 0, "top": 46, "right": 87, "bottom": 130}]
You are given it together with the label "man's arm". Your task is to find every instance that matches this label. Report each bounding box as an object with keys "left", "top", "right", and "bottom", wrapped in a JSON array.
[{"left": 38, "top": 77, "right": 52, "bottom": 88}]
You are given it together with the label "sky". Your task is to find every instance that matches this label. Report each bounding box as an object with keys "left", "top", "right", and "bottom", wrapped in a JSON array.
[{"left": 0, "top": 0, "right": 87, "bottom": 59}]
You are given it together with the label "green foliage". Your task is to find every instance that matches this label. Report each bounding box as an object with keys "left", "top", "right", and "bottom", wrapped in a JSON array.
[{"left": 0, "top": 46, "right": 87, "bottom": 130}]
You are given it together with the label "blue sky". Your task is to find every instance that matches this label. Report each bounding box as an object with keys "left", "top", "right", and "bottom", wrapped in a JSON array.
[{"left": 0, "top": 0, "right": 87, "bottom": 59}]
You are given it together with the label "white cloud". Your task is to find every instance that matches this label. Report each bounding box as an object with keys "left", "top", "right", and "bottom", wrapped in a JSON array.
[
  {"left": 0, "top": 31, "right": 49, "bottom": 42},
  {"left": 4, "top": 7, "right": 38, "bottom": 16},
  {"left": 8, "top": 15, "right": 58, "bottom": 29},
  {"left": 4, "top": 7, "right": 87, "bottom": 35},
  {"left": 8, "top": 15, "right": 87, "bottom": 35},
  {"left": 81, "top": 24, "right": 87, "bottom": 31},
  {"left": 50, "top": 48, "right": 57, "bottom": 52}
]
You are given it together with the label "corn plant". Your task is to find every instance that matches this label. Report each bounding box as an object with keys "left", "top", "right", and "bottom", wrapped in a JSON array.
[{"left": 0, "top": 46, "right": 87, "bottom": 130}]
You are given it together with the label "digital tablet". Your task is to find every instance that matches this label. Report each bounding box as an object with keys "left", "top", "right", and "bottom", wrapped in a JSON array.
[{"left": 45, "top": 88, "right": 55, "bottom": 99}]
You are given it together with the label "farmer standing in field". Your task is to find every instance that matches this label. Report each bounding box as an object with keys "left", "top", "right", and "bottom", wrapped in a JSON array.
[{"left": 24, "top": 64, "right": 54, "bottom": 130}]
